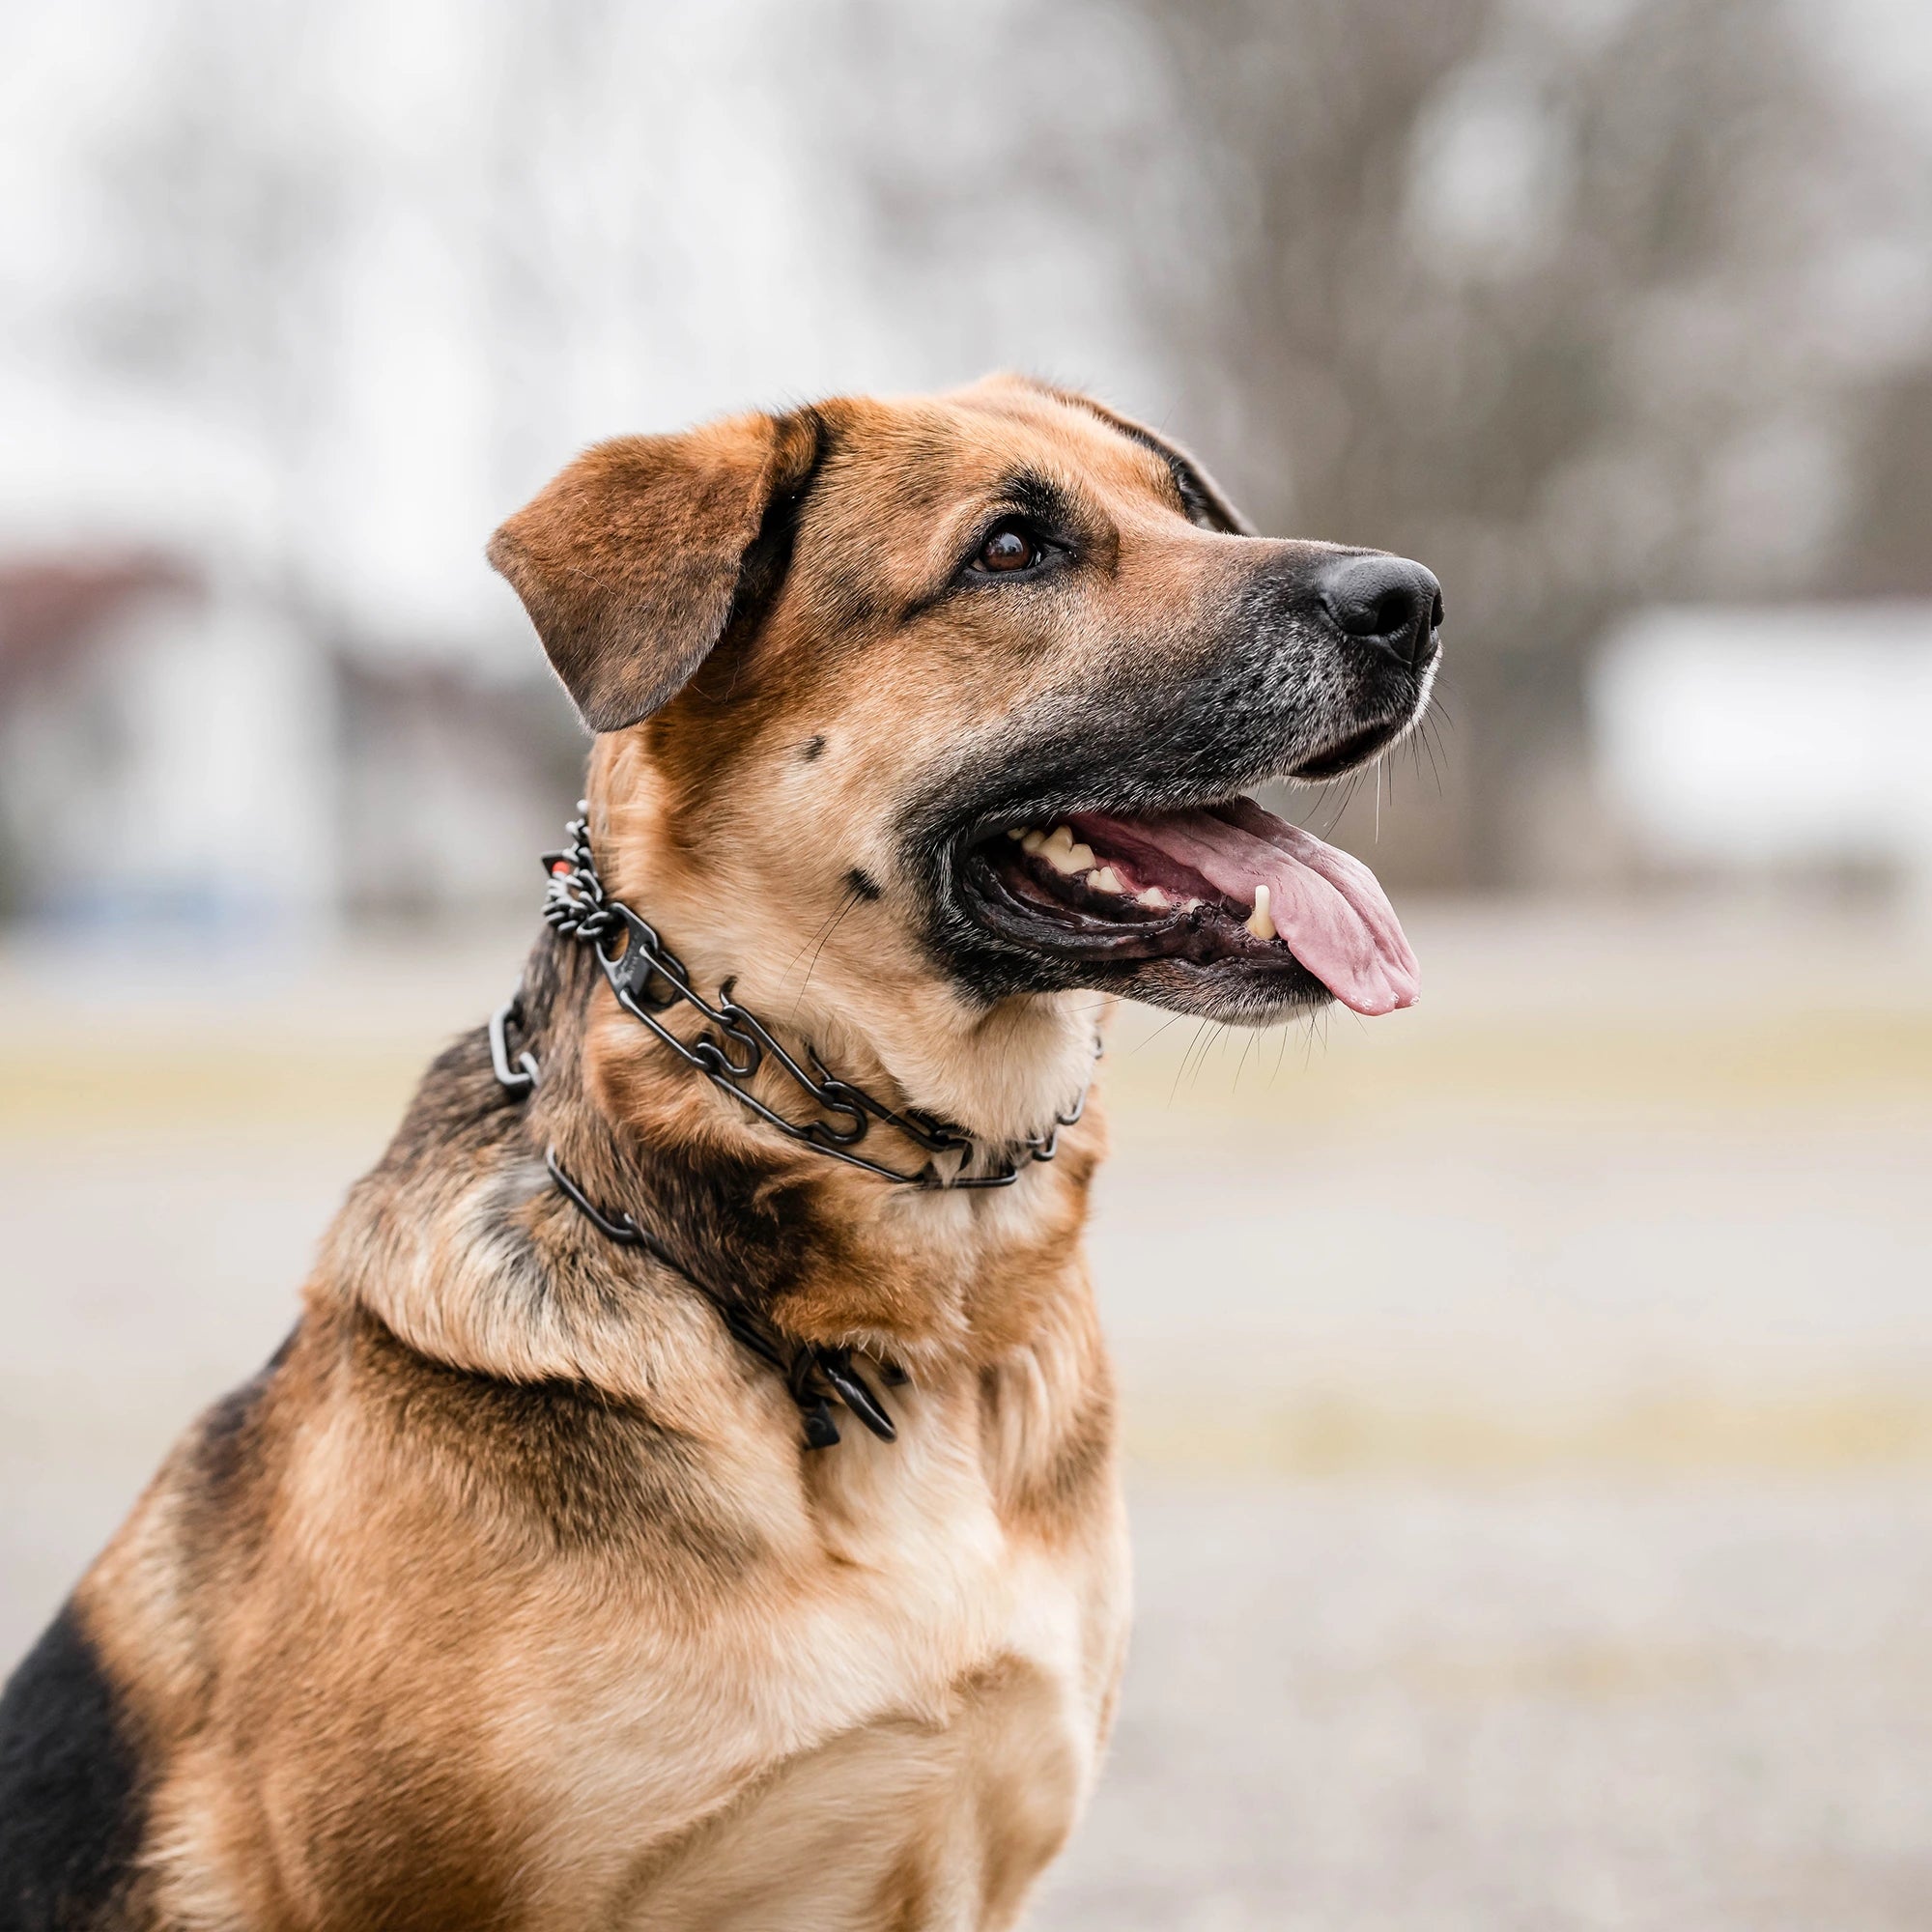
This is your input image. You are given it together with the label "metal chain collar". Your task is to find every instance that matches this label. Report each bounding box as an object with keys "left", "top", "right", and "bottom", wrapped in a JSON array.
[
  {"left": 490, "top": 1001, "right": 900, "bottom": 1452},
  {"left": 534, "top": 806, "right": 1089, "bottom": 1188},
  {"left": 483, "top": 807, "right": 1095, "bottom": 1451}
]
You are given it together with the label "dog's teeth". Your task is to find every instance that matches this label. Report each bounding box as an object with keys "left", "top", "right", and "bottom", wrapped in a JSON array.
[
  {"left": 1245, "top": 883, "right": 1277, "bottom": 941},
  {"left": 1021, "top": 830, "right": 1047, "bottom": 854},
  {"left": 1137, "top": 886, "right": 1170, "bottom": 910},
  {"left": 1043, "top": 835, "right": 1096, "bottom": 875},
  {"left": 1092, "top": 867, "right": 1123, "bottom": 894},
  {"left": 1006, "top": 827, "right": 1026, "bottom": 839}
]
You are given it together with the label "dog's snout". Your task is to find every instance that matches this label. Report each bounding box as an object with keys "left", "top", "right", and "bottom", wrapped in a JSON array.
[{"left": 1314, "top": 554, "right": 1442, "bottom": 669}]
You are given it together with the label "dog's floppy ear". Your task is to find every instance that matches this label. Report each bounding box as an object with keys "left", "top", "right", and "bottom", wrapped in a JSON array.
[{"left": 488, "top": 408, "right": 823, "bottom": 732}]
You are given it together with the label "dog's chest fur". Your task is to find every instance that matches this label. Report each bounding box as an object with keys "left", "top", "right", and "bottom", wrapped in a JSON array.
[
  {"left": 528, "top": 1391, "right": 1130, "bottom": 1927},
  {"left": 115, "top": 1340, "right": 1128, "bottom": 1930},
  {"left": 70, "top": 1034, "right": 1128, "bottom": 1930}
]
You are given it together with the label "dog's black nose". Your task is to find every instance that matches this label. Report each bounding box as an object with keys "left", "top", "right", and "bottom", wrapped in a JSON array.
[{"left": 1315, "top": 554, "right": 1442, "bottom": 669}]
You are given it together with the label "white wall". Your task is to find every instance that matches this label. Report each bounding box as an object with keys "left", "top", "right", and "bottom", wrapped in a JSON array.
[
  {"left": 1591, "top": 603, "right": 1932, "bottom": 899},
  {"left": 0, "top": 589, "right": 338, "bottom": 928}
]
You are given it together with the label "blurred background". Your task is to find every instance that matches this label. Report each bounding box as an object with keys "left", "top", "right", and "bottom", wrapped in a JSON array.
[{"left": 4, "top": 1, "right": 1931, "bottom": 1923}]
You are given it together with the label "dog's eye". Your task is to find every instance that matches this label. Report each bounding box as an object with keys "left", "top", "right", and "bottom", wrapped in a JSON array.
[{"left": 973, "top": 521, "right": 1042, "bottom": 575}]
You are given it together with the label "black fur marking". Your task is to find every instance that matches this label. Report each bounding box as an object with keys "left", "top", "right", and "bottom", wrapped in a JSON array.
[
  {"left": 1000, "top": 468, "right": 1078, "bottom": 534},
  {"left": 191, "top": 1370, "right": 268, "bottom": 1497},
  {"left": 1032, "top": 379, "right": 1255, "bottom": 536},
  {"left": 169, "top": 1341, "right": 296, "bottom": 1594},
  {"left": 845, "top": 867, "right": 883, "bottom": 902},
  {"left": 719, "top": 408, "right": 835, "bottom": 648},
  {"left": 1108, "top": 418, "right": 1246, "bottom": 533},
  {"left": 799, "top": 734, "right": 826, "bottom": 762},
  {"left": 346, "top": 1300, "right": 764, "bottom": 1573},
  {"left": 0, "top": 1605, "right": 146, "bottom": 1930}
]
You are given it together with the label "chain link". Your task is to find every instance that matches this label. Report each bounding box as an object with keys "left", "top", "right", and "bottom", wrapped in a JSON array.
[
  {"left": 540, "top": 807, "right": 1091, "bottom": 1188},
  {"left": 491, "top": 994, "right": 897, "bottom": 1452}
]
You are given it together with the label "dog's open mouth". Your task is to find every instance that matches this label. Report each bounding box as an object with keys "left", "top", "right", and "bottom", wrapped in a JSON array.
[{"left": 958, "top": 794, "right": 1419, "bottom": 1016}]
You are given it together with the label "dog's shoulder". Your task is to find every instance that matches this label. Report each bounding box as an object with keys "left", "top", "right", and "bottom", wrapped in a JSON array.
[
  {"left": 0, "top": 1601, "right": 148, "bottom": 1931},
  {"left": 336, "top": 1297, "right": 767, "bottom": 1572}
]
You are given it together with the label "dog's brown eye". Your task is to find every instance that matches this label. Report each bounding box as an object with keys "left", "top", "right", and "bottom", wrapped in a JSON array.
[{"left": 976, "top": 523, "right": 1040, "bottom": 574}]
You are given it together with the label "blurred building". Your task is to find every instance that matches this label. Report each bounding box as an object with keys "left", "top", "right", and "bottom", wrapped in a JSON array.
[
  {"left": 1592, "top": 602, "right": 1932, "bottom": 906},
  {"left": 0, "top": 554, "right": 325, "bottom": 929},
  {"left": 333, "top": 651, "right": 581, "bottom": 926},
  {"left": 0, "top": 552, "right": 580, "bottom": 932}
]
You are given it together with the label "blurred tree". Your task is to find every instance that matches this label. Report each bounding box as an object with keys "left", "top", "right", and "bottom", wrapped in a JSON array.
[
  {"left": 1113, "top": 0, "right": 1904, "bottom": 886},
  {"left": 1841, "top": 366, "right": 1932, "bottom": 597}
]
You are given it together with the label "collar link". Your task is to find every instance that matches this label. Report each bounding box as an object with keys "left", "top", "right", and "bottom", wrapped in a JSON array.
[{"left": 533, "top": 805, "right": 1093, "bottom": 1189}]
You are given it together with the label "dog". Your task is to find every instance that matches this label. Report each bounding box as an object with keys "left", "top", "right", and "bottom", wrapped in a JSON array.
[{"left": 0, "top": 374, "right": 1438, "bottom": 1929}]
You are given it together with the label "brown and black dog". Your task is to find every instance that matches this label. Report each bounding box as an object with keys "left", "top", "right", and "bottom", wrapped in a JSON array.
[{"left": 0, "top": 375, "right": 1438, "bottom": 1929}]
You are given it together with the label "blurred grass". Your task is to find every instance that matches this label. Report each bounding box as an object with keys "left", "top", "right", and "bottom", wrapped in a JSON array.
[
  {"left": 1104, "top": 1006, "right": 1932, "bottom": 1121},
  {"left": 8, "top": 966, "right": 1932, "bottom": 1136},
  {"left": 1125, "top": 1387, "right": 1932, "bottom": 1478}
]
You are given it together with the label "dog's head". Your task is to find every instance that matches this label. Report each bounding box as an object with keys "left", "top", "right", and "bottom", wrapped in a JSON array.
[{"left": 491, "top": 376, "right": 1438, "bottom": 1129}]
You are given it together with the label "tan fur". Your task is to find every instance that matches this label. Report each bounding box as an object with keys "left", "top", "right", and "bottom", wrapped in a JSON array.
[{"left": 48, "top": 376, "right": 1290, "bottom": 1928}]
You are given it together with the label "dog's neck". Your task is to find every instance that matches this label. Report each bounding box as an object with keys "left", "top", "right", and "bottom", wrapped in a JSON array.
[
  {"left": 584, "top": 740, "right": 1103, "bottom": 1156},
  {"left": 313, "top": 921, "right": 1110, "bottom": 1520},
  {"left": 488, "top": 758, "right": 1100, "bottom": 1364},
  {"left": 322, "top": 748, "right": 1111, "bottom": 1417},
  {"left": 558, "top": 989, "right": 1100, "bottom": 1374}
]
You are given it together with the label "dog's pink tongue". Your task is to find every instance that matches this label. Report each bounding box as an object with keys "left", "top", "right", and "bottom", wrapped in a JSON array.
[{"left": 1139, "top": 800, "right": 1420, "bottom": 1015}]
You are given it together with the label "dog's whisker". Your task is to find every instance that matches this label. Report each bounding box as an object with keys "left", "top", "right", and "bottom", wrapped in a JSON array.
[
  {"left": 1181, "top": 1018, "right": 1230, "bottom": 1096},
  {"left": 1169, "top": 1020, "right": 1210, "bottom": 1106},
  {"left": 1421, "top": 719, "right": 1446, "bottom": 798},
  {"left": 777, "top": 887, "right": 863, "bottom": 986},
  {"left": 1128, "top": 1011, "right": 1187, "bottom": 1055},
  {"left": 1233, "top": 1028, "right": 1261, "bottom": 1094},
  {"left": 787, "top": 887, "right": 866, "bottom": 1017}
]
